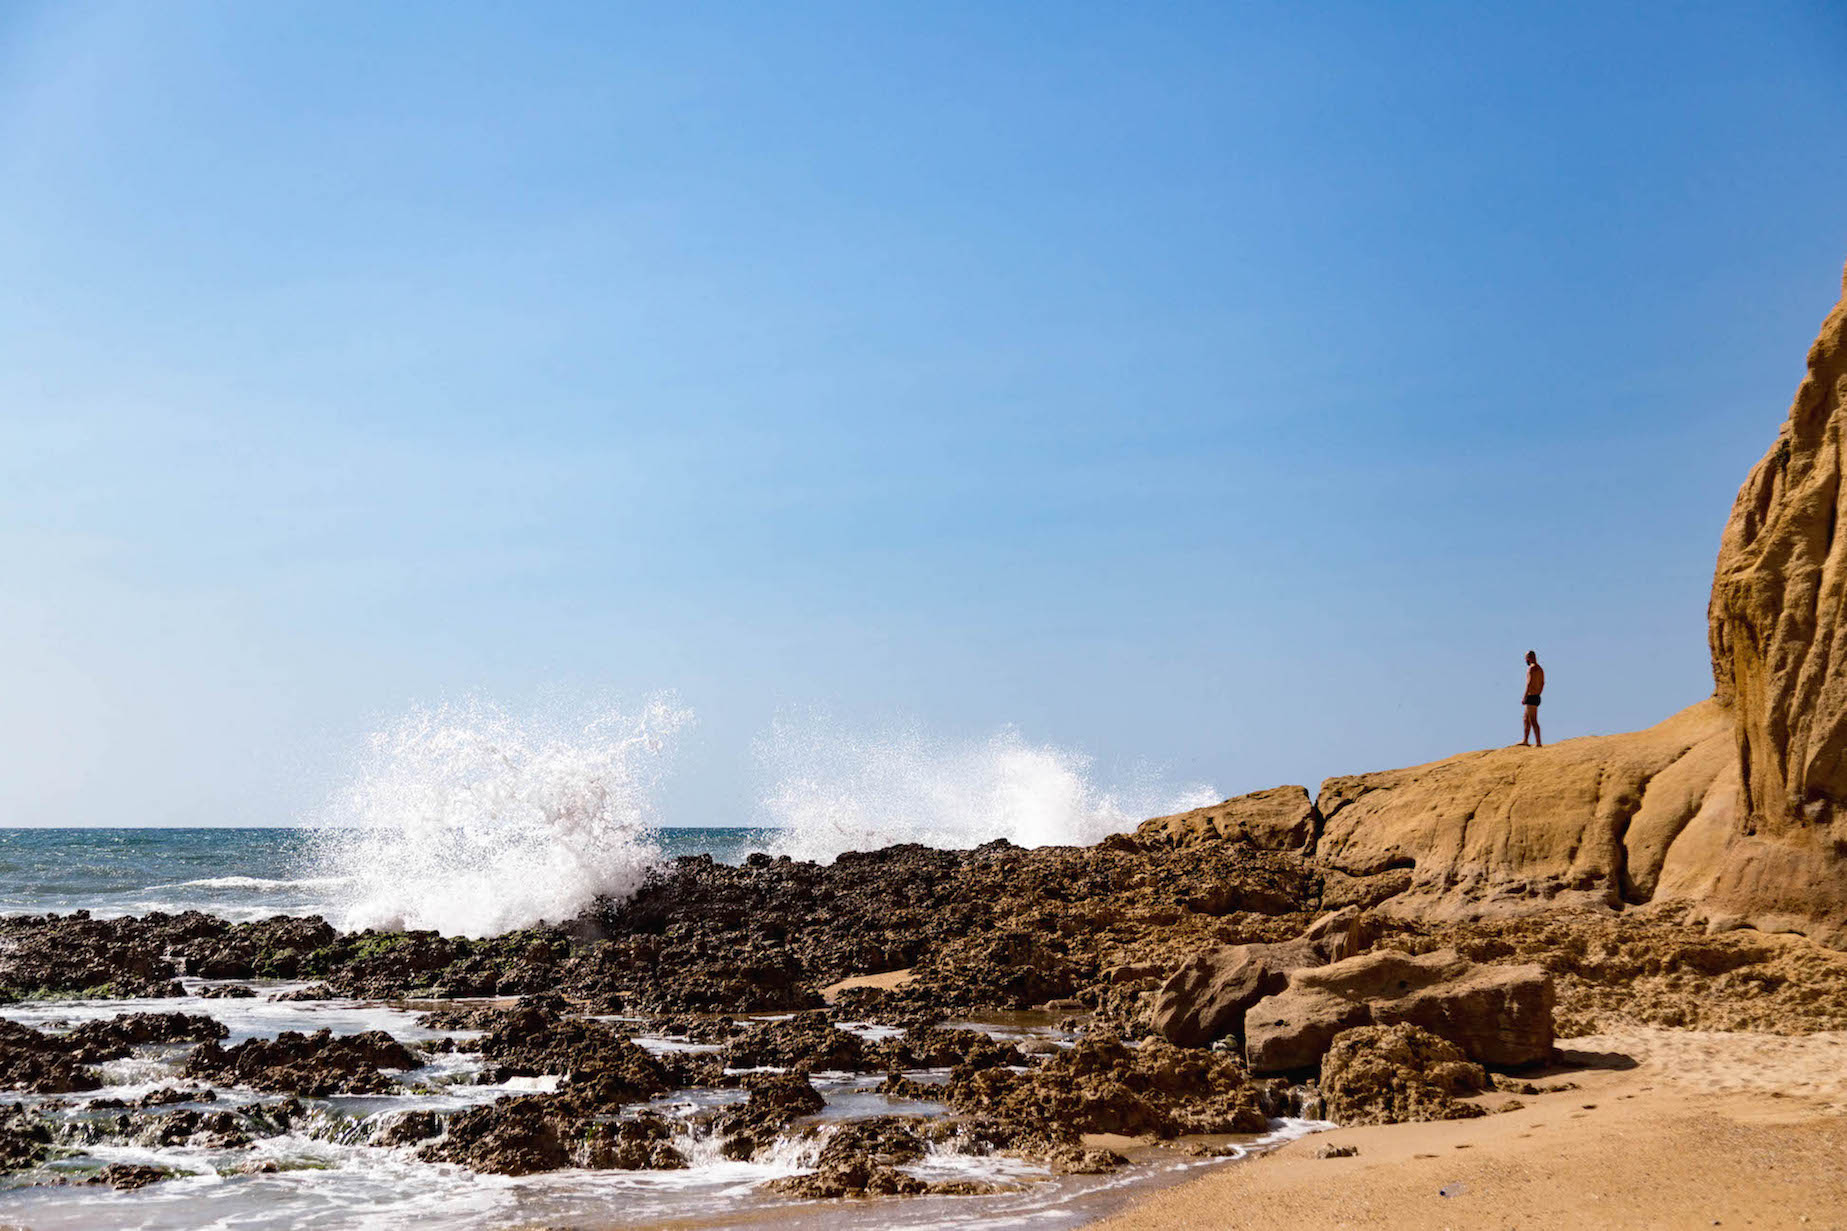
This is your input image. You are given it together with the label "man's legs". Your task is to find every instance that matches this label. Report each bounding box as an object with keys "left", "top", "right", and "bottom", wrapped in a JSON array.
[{"left": 1523, "top": 704, "right": 1542, "bottom": 747}]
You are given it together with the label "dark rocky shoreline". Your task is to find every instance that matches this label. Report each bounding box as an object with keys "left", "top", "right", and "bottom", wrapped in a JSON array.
[{"left": 1, "top": 831, "right": 1844, "bottom": 1201}]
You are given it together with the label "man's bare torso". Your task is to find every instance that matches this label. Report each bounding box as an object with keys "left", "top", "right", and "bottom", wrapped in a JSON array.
[{"left": 1526, "top": 662, "right": 1545, "bottom": 698}]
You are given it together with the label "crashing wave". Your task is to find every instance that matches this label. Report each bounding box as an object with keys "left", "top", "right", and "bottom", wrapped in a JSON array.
[
  {"left": 755, "top": 715, "right": 1216, "bottom": 864},
  {"left": 310, "top": 696, "right": 690, "bottom": 937}
]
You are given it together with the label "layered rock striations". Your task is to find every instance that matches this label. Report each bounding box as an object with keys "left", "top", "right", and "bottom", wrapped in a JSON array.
[
  {"left": 1243, "top": 947, "right": 1554, "bottom": 1073},
  {"left": 1700, "top": 265, "right": 1847, "bottom": 944},
  {"left": 1133, "top": 701, "right": 1737, "bottom": 932},
  {"left": 1312, "top": 701, "right": 1737, "bottom": 922},
  {"left": 1135, "top": 786, "right": 1319, "bottom": 853}
]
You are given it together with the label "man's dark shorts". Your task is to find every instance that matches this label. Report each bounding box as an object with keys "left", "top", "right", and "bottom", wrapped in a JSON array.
[{"left": 1524, "top": 694, "right": 1543, "bottom": 707}]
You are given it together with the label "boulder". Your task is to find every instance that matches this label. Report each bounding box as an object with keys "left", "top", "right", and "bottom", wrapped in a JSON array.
[
  {"left": 867, "top": 1025, "right": 1024, "bottom": 1072},
  {"left": 1149, "top": 907, "right": 1371, "bottom": 1047},
  {"left": 768, "top": 1160, "right": 927, "bottom": 1199},
  {"left": 580, "top": 1111, "right": 690, "bottom": 1171},
  {"left": 1136, "top": 785, "right": 1318, "bottom": 852},
  {"left": 1244, "top": 948, "right": 1552, "bottom": 1073},
  {"left": 1701, "top": 265, "right": 1847, "bottom": 946},
  {"left": 129, "top": 1108, "right": 251, "bottom": 1150},
  {"left": 374, "top": 1109, "right": 443, "bottom": 1147},
  {"left": 1318, "top": 1023, "right": 1489, "bottom": 1126},
  {"left": 420, "top": 1087, "right": 692, "bottom": 1176}
]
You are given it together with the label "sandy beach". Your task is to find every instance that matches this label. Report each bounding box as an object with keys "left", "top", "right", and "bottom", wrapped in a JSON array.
[{"left": 1099, "top": 1027, "right": 1847, "bottom": 1231}]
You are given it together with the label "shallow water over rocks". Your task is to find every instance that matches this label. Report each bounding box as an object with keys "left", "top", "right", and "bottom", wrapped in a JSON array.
[{"left": 0, "top": 982, "right": 1328, "bottom": 1230}]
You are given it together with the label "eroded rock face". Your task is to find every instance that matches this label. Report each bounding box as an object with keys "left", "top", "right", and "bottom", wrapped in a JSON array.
[
  {"left": 0, "top": 914, "right": 185, "bottom": 1000},
  {"left": 89, "top": 1162, "right": 193, "bottom": 1190},
  {"left": 1377, "top": 910, "right": 1847, "bottom": 1036},
  {"left": 1149, "top": 908, "right": 1372, "bottom": 1048},
  {"left": 868, "top": 1024, "right": 1025, "bottom": 1073},
  {"left": 586, "top": 1113, "right": 692, "bottom": 1171},
  {"left": 374, "top": 1109, "right": 443, "bottom": 1147},
  {"left": 1704, "top": 268, "right": 1847, "bottom": 946},
  {"left": 420, "top": 1082, "right": 694, "bottom": 1176},
  {"left": 125, "top": 1108, "right": 252, "bottom": 1150},
  {"left": 177, "top": 916, "right": 339, "bottom": 980},
  {"left": 1244, "top": 948, "right": 1553, "bottom": 1073},
  {"left": 767, "top": 1161, "right": 927, "bottom": 1199},
  {"left": 1314, "top": 702, "right": 1734, "bottom": 922},
  {"left": 1135, "top": 786, "right": 1319, "bottom": 852},
  {"left": 253, "top": 837, "right": 1318, "bottom": 1016},
  {"left": 1318, "top": 1023, "right": 1488, "bottom": 1126},
  {"left": 0, "top": 1010, "right": 238, "bottom": 1096}
]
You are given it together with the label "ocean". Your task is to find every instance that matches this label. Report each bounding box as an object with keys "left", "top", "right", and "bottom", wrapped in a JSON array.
[{"left": 0, "top": 827, "right": 776, "bottom": 925}]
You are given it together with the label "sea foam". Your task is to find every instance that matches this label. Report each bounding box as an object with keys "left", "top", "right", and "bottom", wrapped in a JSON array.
[
  {"left": 311, "top": 696, "right": 689, "bottom": 937},
  {"left": 756, "top": 716, "right": 1217, "bottom": 863}
]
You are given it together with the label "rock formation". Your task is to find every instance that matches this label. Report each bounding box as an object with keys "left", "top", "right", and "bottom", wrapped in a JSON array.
[
  {"left": 1136, "top": 786, "right": 1319, "bottom": 852},
  {"left": 1148, "top": 907, "right": 1371, "bottom": 1047},
  {"left": 1314, "top": 701, "right": 1735, "bottom": 921},
  {"left": 1699, "top": 265, "right": 1847, "bottom": 945},
  {"left": 946, "top": 1033, "right": 1277, "bottom": 1140},
  {"left": 183, "top": 1028, "right": 418, "bottom": 1096},
  {"left": 1317, "top": 1023, "right": 1489, "bottom": 1126},
  {"left": 1243, "top": 947, "right": 1554, "bottom": 1073}
]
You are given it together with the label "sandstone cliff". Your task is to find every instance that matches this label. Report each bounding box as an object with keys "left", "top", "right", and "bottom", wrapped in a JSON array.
[
  {"left": 1140, "top": 264, "right": 1847, "bottom": 947},
  {"left": 1313, "top": 700, "right": 1736, "bottom": 921},
  {"left": 1135, "top": 786, "right": 1317, "bottom": 853},
  {"left": 1699, "top": 264, "right": 1847, "bottom": 945},
  {"left": 1138, "top": 702, "right": 1737, "bottom": 928}
]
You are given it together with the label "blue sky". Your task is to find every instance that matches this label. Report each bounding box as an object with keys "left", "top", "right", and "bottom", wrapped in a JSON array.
[{"left": 2, "top": 1, "right": 1843, "bottom": 827}]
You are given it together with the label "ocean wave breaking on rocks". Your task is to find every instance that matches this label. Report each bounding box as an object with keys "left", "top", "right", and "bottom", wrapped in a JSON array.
[
  {"left": 755, "top": 715, "right": 1217, "bottom": 863},
  {"left": 311, "top": 696, "right": 691, "bottom": 937}
]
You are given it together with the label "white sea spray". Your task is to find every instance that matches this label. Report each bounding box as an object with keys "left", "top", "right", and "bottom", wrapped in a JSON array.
[
  {"left": 311, "top": 696, "right": 690, "bottom": 937},
  {"left": 755, "top": 715, "right": 1217, "bottom": 863}
]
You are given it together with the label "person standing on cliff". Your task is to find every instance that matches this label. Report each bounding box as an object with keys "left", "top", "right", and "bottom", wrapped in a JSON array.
[{"left": 1521, "top": 651, "right": 1545, "bottom": 747}]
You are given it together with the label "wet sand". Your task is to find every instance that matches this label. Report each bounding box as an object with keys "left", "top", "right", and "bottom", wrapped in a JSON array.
[
  {"left": 1097, "top": 1027, "right": 1847, "bottom": 1231},
  {"left": 820, "top": 968, "right": 915, "bottom": 1002}
]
